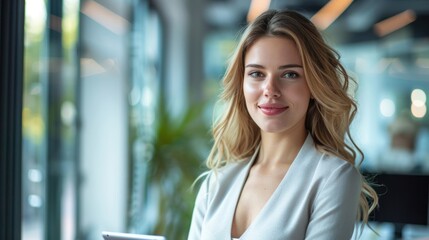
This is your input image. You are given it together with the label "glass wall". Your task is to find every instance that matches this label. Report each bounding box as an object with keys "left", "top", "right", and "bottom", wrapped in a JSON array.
[
  {"left": 126, "top": 1, "right": 211, "bottom": 239},
  {"left": 339, "top": 38, "right": 429, "bottom": 174},
  {"left": 22, "top": 1, "right": 48, "bottom": 238},
  {"left": 22, "top": 0, "right": 197, "bottom": 239},
  {"left": 126, "top": 0, "right": 162, "bottom": 234},
  {"left": 78, "top": 0, "right": 132, "bottom": 238},
  {"left": 336, "top": 28, "right": 429, "bottom": 240},
  {"left": 22, "top": 0, "right": 80, "bottom": 239}
]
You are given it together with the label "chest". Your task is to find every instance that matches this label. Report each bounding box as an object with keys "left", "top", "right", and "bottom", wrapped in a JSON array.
[
  {"left": 232, "top": 166, "right": 289, "bottom": 236},
  {"left": 200, "top": 148, "right": 324, "bottom": 240}
]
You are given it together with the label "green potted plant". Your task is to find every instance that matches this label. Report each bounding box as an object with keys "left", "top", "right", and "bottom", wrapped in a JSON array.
[{"left": 127, "top": 98, "right": 211, "bottom": 240}]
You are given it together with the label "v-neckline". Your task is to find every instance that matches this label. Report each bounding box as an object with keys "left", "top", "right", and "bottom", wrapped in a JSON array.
[{"left": 229, "top": 134, "right": 311, "bottom": 239}]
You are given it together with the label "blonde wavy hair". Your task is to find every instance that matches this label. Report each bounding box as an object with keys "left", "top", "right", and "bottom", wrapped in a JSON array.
[{"left": 206, "top": 10, "right": 378, "bottom": 227}]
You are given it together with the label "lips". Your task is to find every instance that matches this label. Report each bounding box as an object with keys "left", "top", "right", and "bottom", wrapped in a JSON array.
[{"left": 258, "top": 103, "right": 288, "bottom": 116}]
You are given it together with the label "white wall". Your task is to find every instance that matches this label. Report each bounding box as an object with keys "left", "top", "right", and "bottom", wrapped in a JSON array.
[
  {"left": 80, "top": 68, "right": 128, "bottom": 239},
  {"left": 79, "top": 1, "right": 130, "bottom": 238}
]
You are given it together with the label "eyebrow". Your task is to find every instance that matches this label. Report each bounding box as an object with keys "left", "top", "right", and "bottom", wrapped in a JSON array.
[{"left": 245, "top": 64, "right": 303, "bottom": 69}]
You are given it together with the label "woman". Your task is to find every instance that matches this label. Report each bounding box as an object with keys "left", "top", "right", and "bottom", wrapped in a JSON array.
[{"left": 188, "top": 9, "right": 378, "bottom": 240}]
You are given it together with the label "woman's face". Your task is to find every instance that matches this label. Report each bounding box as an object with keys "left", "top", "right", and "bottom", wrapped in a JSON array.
[{"left": 243, "top": 36, "right": 311, "bottom": 135}]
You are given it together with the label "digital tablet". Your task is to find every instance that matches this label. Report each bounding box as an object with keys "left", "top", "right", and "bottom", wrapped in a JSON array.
[{"left": 102, "top": 231, "right": 166, "bottom": 240}]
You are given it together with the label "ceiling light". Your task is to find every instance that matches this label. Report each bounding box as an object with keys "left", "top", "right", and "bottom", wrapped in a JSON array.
[
  {"left": 247, "top": 0, "right": 271, "bottom": 22},
  {"left": 81, "top": 0, "right": 129, "bottom": 35},
  {"left": 374, "top": 10, "right": 416, "bottom": 37},
  {"left": 311, "top": 0, "right": 353, "bottom": 30}
]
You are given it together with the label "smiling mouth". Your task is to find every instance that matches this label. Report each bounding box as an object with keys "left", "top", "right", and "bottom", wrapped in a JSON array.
[{"left": 258, "top": 106, "right": 288, "bottom": 116}]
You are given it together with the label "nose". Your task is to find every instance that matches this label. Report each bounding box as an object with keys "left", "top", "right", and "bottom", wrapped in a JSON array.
[{"left": 263, "top": 76, "right": 281, "bottom": 98}]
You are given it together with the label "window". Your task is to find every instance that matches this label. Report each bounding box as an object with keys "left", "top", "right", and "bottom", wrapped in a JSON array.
[{"left": 22, "top": 0, "right": 80, "bottom": 239}]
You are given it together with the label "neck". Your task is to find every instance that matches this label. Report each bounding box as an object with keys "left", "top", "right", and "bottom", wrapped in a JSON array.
[{"left": 258, "top": 128, "right": 308, "bottom": 167}]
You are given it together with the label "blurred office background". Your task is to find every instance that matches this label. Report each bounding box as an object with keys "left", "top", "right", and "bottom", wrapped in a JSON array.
[{"left": 1, "top": 0, "right": 429, "bottom": 239}]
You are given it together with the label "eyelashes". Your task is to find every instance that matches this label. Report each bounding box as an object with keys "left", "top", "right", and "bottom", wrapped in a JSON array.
[
  {"left": 246, "top": 71, "right": 300, "bottom": 79},
  {"left": 248, "top": 71, "right": 264, "bottom": 78},
  {"left": 282, "top": 72, "right": 299, "bottom": 79}
]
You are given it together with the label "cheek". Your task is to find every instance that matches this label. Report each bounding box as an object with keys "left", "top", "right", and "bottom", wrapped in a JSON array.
[
  {"left": 243, "top": 81, "right": 259, "bottom": 100},
  {"left": 287, "top": 84, "right": 311, "bottom": 100}
]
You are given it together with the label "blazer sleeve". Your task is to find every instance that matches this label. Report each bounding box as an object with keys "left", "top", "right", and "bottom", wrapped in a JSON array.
[
  {"left": 305, "top": 163, "right": 361, "bottom": 240},
  {"left": 188, "top": 175, "right": 210, "bottom": 240}
]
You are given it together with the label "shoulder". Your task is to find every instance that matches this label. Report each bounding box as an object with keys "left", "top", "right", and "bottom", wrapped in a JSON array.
[
  {"left": 300, "top": 137, "right": 361, "bottom": 192},
  {"left": 302, "top": 135, "right": 361, "bottom": 183},
  {"left": 311, "top": 152, "right": 362, "bottom": 200},
  {"left": 318, "top": 151, "right": 358, "bottom": 170},
  {"left": 318, "top": 153, "right": 361, "bottom": 181},
  {"left": 305, "top": 136, "right": 359, "bottom": 177}
]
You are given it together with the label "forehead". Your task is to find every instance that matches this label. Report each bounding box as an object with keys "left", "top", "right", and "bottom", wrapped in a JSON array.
[{"left": 244, "top": 36, "right": 302, "bottom": 65}]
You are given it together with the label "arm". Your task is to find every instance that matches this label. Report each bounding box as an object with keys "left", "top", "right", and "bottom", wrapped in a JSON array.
[
  {"left": 305, "top": 163, "right": 361, "bottom": 240},
  {"left": 187, "top": 175, "right": 210, "bottom": 240}
]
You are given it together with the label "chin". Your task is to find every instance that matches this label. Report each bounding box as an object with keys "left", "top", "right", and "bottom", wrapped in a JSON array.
[{"left": 260, "top": 125, "right": 286, "bottom": 133}]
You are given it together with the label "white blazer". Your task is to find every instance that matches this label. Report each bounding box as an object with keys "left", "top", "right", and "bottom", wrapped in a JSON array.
[{"left": 188, "top": 134, "right": 361, "bottom": 240}]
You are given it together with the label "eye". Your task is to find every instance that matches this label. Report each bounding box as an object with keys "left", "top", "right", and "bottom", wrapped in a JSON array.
[
  {"left": 248, "top": 71, "right": 264, "bottom": 78},
  {"left": 282, "top": 72, "right": 299, "bottom": 79}
]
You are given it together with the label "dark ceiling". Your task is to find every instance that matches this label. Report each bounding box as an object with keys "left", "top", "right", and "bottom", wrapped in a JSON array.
[{"left": 204, "top": 0, "right": 429, "bottom": 44}]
